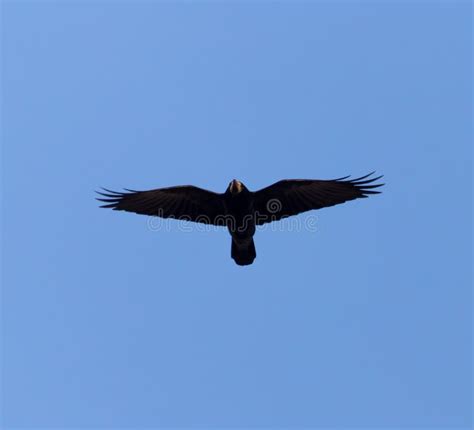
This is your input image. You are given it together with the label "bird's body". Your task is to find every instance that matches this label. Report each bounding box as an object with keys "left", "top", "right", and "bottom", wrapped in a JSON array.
[
  {"left": 97, "top": 173, "right": 383, "bottom": 265},
  {"left": 223, "top": 180, "right": 257, "bottom": 265}
]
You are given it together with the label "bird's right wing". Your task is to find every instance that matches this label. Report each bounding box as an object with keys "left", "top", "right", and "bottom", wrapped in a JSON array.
[
  {"left": 96, "top": 185, "right": 227, "bottom": 226},
  {"left": 253, "top": 172, "right": 383, "bottom": 225}
]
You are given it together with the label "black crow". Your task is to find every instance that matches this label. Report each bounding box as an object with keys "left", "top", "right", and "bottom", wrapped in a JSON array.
[{"left": 97, "top": 172, "right": 383, "bottom": 266}]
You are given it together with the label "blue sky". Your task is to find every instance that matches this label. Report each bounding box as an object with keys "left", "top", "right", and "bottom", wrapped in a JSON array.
[{"left": 2, "top": 1, "right": 472, "bottom": 428}]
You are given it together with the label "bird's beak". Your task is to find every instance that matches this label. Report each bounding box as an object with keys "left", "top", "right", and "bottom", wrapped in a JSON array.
[{"left": 230, "top": 180, "right": 242, "bottom": 195}]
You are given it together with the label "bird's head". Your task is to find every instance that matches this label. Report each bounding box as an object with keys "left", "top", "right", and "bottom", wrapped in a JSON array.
[{"left": 228, "top": 179, "right": 245, "bottom": 195}]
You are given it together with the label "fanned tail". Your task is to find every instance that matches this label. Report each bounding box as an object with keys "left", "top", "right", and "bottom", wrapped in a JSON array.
[{"left": 231, "top": 239, "right": 256, "bottom": 266}]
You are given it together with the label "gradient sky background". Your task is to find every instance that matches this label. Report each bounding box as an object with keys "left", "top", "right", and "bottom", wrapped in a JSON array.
[{"left": 2, "top": 1, "right": 472, "bottom": 429}]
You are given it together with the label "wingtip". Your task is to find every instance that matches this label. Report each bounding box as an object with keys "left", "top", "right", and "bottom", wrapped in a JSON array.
[
  {"left": 351, "top": 171, "right": 377, "bottom": 182},
  {"left": 96, "top": 191, "right": 121, "bottom": 198},
  {"left": 334, "top": 174, "right": 351, "bottom": 181},
  {"left": 352, "top": 173, "right": 385, "bottom": 185},
  {"left": 335, "top": 171, "right": 384, "bottom": 183},
  {"left": 100, "top": 187, "right": 124, "bottom": 195},
  {"left": 99, "top": 202, "right": 119, "bottom": 209}
]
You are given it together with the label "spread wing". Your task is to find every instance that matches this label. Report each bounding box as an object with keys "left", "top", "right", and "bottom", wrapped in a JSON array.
[
  {"left": 253, "top": 172, "right": 383, "bottom": 225},
  {"left": 96, "top": 185, "right": 227, "bottom": 226}
]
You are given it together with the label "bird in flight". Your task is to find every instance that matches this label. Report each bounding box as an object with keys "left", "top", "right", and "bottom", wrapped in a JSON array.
[{"left": 97, "top": 172, "right": 383, "bottom": 266}]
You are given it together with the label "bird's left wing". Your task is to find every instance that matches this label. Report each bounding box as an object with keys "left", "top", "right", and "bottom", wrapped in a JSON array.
[
  {"left": 253, "top": 172, "right": 384, "bottom": 225},
  {"left": 96, "top": 185, "right": 227, "bottom": 226}
]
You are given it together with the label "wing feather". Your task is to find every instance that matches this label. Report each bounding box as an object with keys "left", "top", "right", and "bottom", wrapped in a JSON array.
[
  {"left": 96, "top": 185, "right": 226, "bottom": 225},
  {"left": 254, "top": 172, "right": 384, "bottom": 225}
]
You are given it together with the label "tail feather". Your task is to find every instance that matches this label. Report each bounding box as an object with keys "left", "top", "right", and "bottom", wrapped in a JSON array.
[{"left": 231, "top": 238, "right": 256, "bottom": 266}]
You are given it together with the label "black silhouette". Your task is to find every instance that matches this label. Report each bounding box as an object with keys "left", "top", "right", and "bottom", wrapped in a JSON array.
[{"left": 97, "top": 172, "right": 383, "bottom": 265}]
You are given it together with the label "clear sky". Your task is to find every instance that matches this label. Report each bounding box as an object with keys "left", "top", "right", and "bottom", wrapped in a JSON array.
[{"left": 2, "top": 1, "right": 472, "bottom": 428}]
